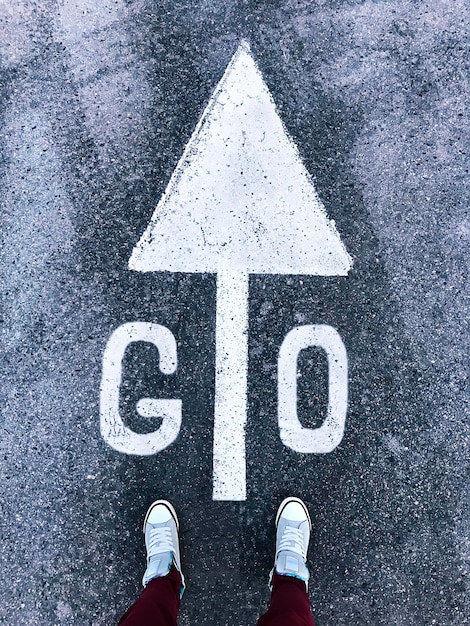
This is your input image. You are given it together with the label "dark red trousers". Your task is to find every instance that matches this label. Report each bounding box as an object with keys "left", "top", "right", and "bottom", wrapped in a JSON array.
[{"left": 119, "top": 569, "right": 315, "bottom": 626}]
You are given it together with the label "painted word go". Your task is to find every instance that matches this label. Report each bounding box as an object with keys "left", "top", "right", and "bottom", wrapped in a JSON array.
[{"left": 100, "top": 322, "right": 348, "bottom": 501}]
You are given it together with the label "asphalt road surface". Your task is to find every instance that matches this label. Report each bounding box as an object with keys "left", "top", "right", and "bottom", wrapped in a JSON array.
[{"left": 0, "top": 1, "right": 468, "bottom": 625}]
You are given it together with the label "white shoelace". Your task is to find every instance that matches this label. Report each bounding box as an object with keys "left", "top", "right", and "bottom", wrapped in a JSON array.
[
  {"left": 278, "top": 527, "right": 305, "bottom": 557},
  {"left": 148, "top": 527, "right": 175, "bottom": 557}
]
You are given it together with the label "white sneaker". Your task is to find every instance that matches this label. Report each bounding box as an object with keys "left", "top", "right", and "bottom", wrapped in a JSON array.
[
  {"left": 271, "top": 497, "right": 312, "bottom": 591},
  {"left": 142, "top": 500, "right": 185, "bottom": 597}
]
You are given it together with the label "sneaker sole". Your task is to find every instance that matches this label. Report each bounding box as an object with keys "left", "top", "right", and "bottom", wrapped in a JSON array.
[
  {"left": 143, "top": 499, "right": 180, "bottom": 533},
  {"left": 275, "top": 496, "right": 312, "bottom": 530}
]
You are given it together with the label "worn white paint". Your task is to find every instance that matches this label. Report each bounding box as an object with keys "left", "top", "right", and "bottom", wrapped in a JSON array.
[
  {"left": 213, "top": 270, "right": 249, "bottom": 500},
  {"left": 56, "top": 0, "right": 153, "bottom": 168},
  {"left": 100, "top": 322, "right": 182, "bottom": 455},
  {"left": 128, "top": 41, "right": 351, "bottom": 499},
  {"left": 278, "top": 325, "right": 348, "bottom": 453}
]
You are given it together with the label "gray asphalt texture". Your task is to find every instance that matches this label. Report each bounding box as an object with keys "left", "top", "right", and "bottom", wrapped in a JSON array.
[{"left": 0, "top": 1, "right": 468, "bottom": 624}]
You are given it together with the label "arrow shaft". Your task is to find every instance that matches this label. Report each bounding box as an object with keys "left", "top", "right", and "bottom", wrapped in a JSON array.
[{"left": 213, "top": 269, "right": 249, "bottom": 501}]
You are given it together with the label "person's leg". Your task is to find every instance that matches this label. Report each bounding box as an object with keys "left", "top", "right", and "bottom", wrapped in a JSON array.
[
  {"left": 257, "top": 497, "right": 315, "bottom": 626},
  {"left": 257, "top": 572, "right": 315, "bottom": 626},
  {"left": 118, "top": 500, "right": 185, "bottom": 626},
  {"left": 118, "top": 566, "right": 181, "bottom": 626}
]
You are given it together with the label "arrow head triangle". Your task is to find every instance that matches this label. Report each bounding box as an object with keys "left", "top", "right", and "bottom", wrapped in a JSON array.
[{"left": 129, "top": 40, "right": 352, "bottom": 276}]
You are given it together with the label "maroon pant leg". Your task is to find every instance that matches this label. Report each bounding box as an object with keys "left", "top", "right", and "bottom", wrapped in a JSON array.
[
  {"left": 118, "top": 567, "right": 181, "bottom": 626},
  {"left": 257, "top": 573, "right": 315, "bottom": 626}
]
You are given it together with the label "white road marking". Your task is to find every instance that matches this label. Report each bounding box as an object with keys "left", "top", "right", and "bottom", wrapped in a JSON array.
[
  {"left": 129, "top": 41, "right": 351, "bottom": 275},
  {"left": 100, "top": 322, "right": 182, "bottom": 455},
  {"left": 128, "top": 41, "right": 352, "bottom": 499},
  {"left": 278, "top": 325, "right": 348, "bottom": 453},
  {"left": 213, "top": 270, "right": 249, "bottom": 500}
]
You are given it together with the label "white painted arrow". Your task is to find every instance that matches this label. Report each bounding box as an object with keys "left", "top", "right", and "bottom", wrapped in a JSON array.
[{"left": 129, "top": 41, "right": 352, "bottom": 500}]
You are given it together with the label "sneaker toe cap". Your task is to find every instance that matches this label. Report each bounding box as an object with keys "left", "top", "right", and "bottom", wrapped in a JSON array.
[
  {"left": 147, "top": 503, "right": 173, "bottom": 525},
  {"left": 281, "top": 501, "right": 308, "bottom": 522}
]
